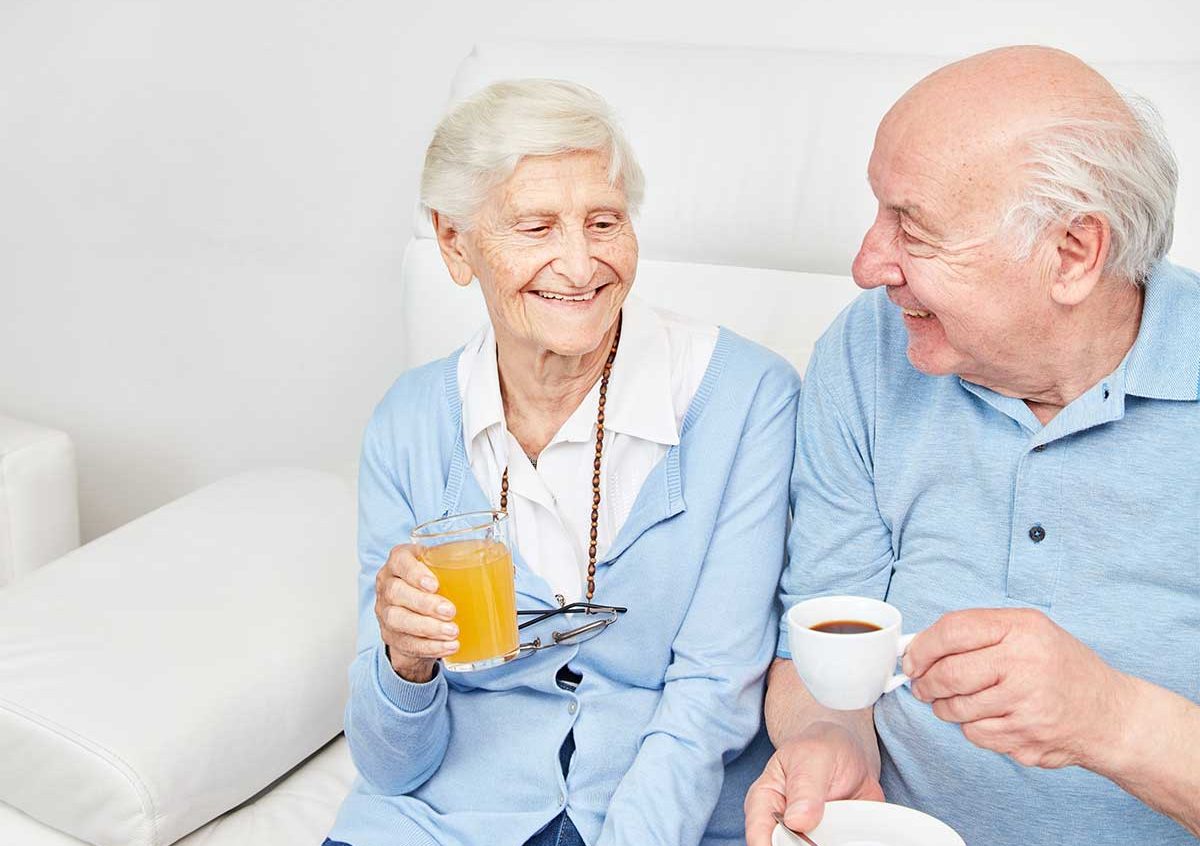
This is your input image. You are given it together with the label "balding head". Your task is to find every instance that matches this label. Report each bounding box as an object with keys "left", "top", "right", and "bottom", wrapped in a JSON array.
[
  {"left": 890, "top": 46, "right": 1131, "bottom": 140},
  {"left": 872, "top": 45, "right": 1176, "bottom": 285}
]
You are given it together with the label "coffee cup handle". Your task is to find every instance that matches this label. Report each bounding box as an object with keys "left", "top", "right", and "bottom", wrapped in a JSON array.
[{"left": 883, "top": 632, "right": 918, "bottom": 694}]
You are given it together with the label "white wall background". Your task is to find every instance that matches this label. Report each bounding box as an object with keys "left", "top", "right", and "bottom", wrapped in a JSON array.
[{"left": 2, "top": 0, "right": 1198, "bottom": 541}]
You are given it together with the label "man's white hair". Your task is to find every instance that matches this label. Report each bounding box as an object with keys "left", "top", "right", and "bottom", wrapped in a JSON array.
[
  {"left": 420, "top": 78, "right": 645, "bottom": 228},
  {"left": 1004, "top": 92, "right": 1178, "bottom": 284}
]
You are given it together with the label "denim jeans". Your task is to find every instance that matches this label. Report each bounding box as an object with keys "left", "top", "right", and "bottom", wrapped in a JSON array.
[{"left": 522, "top": 810, "right": 585, "bottom": 846}]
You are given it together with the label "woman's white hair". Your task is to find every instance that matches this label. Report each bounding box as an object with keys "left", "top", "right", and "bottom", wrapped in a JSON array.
[
  {"left": 1003, "top": 91, "right": 1178, "bottom": 284},
  {"left": 420, "top": 78, "right": 645, "bottom": 228}
]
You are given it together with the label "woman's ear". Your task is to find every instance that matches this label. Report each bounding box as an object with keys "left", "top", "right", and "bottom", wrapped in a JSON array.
[
  {"left": 1050, "top": 213, "right": 1111, "bottom": 306},
  {"left": 431, "top": 211, "right": 476, "bottom": 287}
]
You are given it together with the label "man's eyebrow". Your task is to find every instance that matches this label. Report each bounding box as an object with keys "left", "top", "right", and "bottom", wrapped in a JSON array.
[
  {"left": 864, "top": 172, "right": 940, "bottom": 236},
  {"left": 890, "top": 203, "right": 939, "bottom": 236}
]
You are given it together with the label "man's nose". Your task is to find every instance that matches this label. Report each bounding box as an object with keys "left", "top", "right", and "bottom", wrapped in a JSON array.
[
  {"left": 851, "top": 219, "right": 905, "bottom": 291},
  {"left": 551, "top": 228, "right": 596, "bottom": 287}
]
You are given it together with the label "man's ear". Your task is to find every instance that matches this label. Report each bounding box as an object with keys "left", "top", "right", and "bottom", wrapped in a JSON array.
[
  {"left": 431, "top": 211, "right": 476, "bottom": 287},
  {"left": 1050, "top": 213, "right": 1111, "bottom": 306}
]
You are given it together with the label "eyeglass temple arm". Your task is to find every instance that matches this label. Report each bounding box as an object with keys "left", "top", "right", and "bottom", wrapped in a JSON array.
[{"left": 516, "top": 602, "right": 627, "bottom": 630}]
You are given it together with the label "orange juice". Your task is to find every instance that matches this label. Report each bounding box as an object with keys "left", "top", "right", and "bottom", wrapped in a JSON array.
[{"left": 421, "top": 538, "right": 519, "bottom": 669}]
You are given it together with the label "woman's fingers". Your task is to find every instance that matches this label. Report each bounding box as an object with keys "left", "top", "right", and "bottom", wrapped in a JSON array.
[
  {"left": 390, "top": 633, "right": 460, "bottom": 659},
  {"left": 384, "top": 605, "right": 459, "bottom": 641},
  {"left": 385, "top": 576, "right": 456, "bottom": 620},
  {"left": 387, "top": 543, "right": 439, "bottom": 592}
]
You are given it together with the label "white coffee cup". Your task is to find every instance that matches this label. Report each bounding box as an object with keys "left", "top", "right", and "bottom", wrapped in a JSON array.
[{"left": 786, "top": 596, "right": 918, "bottom": 711}]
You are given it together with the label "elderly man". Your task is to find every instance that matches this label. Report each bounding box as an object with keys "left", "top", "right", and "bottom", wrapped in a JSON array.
[{"left": 746, "top": 46, "right": 1200, "bottom": 846}]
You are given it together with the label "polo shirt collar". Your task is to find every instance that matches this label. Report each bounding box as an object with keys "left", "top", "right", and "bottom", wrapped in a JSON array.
[
  {"left": 1122, "top": 260, "right": 1200, "bottom": 401},
  {"left": 957, "top": 260, "right": 1200, "bottom": 444},
  {"left": 460, "top": 295, "right": 680, "bottom": 450}
]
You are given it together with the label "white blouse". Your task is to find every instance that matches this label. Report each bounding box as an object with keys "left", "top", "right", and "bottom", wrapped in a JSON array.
[{"left": 456, "top": 296, "right": 719, "bottom": 604}]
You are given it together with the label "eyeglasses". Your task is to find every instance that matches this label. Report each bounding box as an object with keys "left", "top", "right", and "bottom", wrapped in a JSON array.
[{"left": 515, "top": 601, "right": 627, "bottom": 656}]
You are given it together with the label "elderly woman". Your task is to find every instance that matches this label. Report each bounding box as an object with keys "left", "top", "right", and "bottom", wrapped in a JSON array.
[{"left": 323, "top": 79, "right": 799, "bottom": 846}]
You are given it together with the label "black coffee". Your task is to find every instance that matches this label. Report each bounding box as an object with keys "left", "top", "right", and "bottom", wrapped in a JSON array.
[{"left": 810, "top": 619, "right": 882, "bottom": 634}]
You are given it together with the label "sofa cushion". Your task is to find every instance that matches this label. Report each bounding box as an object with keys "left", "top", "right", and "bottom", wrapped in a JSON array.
[{"left": 0, "top": 469, "right": 356, "bottom": 846}]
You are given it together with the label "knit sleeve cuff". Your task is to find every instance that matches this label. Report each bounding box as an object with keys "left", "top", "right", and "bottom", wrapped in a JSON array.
[{"left": 375, "top": 643, "right": 445, "bottom": 713}]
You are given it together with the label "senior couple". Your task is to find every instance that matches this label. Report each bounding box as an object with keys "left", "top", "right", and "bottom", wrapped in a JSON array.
[{"left": 324, "top": 46, "right": 1200, "bottom": 846}]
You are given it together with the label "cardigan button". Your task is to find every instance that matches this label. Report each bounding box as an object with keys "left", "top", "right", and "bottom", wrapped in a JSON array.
[{"left": 568, "top": 701, "right": 578, "bottom": 715}]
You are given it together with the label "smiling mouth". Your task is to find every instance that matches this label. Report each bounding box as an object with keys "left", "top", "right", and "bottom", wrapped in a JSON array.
[
  {"left": 901, "top": 307, "right": 933, "bottom": 319},
  {"left": 531, "top": 283, "right": 609, "bottom": 303}
]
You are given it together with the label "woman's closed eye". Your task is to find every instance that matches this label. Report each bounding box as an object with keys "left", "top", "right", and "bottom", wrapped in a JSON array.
[{"left": 588, "top": 215, "right": 625, "bottom": 236}]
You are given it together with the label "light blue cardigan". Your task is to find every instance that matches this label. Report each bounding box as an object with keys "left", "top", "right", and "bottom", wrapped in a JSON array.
[{"left": 327, "top": 327, "right": 800, "bottom": 846}]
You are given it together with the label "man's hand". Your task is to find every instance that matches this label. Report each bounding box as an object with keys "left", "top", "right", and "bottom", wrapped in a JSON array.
[
  {"left": 744, "top": 721, "right": 885, "bottom": 846},
  {"left": 374, "top": 543, "right": 460, "bottom": 683},
  {"left": 904, "top": 608, "right": 1134, "bottom": 770}
]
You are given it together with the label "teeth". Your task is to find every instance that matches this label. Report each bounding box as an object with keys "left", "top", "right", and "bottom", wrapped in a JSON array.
[
  {"left": 536, "top": 289, "right": 596, "bottom": 302},
  {"left": 902, "top": 308, "right": 932, "bottom": 318}
]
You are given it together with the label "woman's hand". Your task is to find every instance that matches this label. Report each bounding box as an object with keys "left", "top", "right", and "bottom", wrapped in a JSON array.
[{"left": 374, "top": 543, "right": 459, "bottom": 683}]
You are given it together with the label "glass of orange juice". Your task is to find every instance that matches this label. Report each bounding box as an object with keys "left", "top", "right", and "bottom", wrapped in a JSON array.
[{"left": 411, "top": 510, "right": 519, "bottom": 672}]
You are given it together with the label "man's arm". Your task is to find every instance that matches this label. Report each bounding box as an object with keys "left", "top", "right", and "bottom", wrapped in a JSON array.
[
  {"left": 1086, "top": 676, "right": 1200, "bottom": 835},
  {"left": 906, "top": 608, "right": 1200, "bottom": 837}
]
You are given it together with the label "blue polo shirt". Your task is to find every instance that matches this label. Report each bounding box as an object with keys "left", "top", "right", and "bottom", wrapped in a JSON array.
[{"left": 778, "top": 260, "right": 1200, "bottom": 845}]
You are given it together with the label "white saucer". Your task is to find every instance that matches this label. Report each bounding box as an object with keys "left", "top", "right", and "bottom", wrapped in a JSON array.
[{"left": 771, "top": 800, "right": 964, "bottom": 846}]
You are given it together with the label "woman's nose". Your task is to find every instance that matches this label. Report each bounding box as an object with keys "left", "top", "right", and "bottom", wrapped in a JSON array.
[
  {"left": 551, "top": 228, "right": 595, "bottom": 286},
  {"left": 852, "top": 221, "right": 905, "bottom": 291}
]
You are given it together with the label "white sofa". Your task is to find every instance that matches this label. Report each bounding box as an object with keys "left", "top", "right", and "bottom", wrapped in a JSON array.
[{"left": 3, "top": 41, "right": 1198, "bottom": 846}]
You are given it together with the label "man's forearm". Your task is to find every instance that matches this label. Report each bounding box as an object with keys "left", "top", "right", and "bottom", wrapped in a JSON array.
[
  {"left": 1089, "top": 674, "right": 1200, "bottom": 836},
  {"left": 764, "top": 657, "right": 881, "bottom": 777}
]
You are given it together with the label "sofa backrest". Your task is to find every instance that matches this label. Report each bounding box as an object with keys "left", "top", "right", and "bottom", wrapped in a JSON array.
[{"left": 400, "top": 41, "right": 1200, "bottom": 373}]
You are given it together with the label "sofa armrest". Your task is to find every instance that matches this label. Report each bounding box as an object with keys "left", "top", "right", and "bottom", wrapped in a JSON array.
[
  {"left": 0, "top": 414, "right": 80, "bottom": 588},
  {"left": 0, "top": 468, "right": 357, "bottom": 846}
]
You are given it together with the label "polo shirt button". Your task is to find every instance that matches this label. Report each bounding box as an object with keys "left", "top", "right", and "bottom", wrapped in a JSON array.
[
  {"left": 1029, "top": 525, "right": 1046, "bottom": 543},
  {"left": 568, "top": 701, "right": 578, "bottom": 715}
]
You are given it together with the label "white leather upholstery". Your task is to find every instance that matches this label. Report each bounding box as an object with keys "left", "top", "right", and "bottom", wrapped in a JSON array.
[
  {"left": 0, "top": 738, "right": 357, "bottom": 846},
  {"left": 0, "top": 414, "right": 80, "bottom": 588},
  {"left": 0, "top": 469, "right": 356, "bottom": 846}
]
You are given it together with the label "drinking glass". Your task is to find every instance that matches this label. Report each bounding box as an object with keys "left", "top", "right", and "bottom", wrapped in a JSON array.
[{"left": 412, "top": 510, "right": 519, "bottom": 672}]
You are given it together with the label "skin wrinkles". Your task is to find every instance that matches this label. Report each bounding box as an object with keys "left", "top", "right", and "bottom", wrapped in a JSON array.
[
  {"left": 433, "top": 149, "right": 638, "bottom": 458},
  {"left": 853, "top": 46, "right": 1143, "bottom": 420}
]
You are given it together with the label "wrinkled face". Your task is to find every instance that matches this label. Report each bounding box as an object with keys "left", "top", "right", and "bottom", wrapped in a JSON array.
[
  {"left": 458, "top": 150, "right": 638, "bottom": 358},
  {"left": 852, "top": 110, "right": 1058, "bottom": 387}
]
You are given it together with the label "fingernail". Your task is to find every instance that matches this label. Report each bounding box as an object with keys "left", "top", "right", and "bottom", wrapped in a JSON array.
[
  {"left": 437, "top": 602, "right": 454, "bottom": 618},
  {"left": 421, "top": 576, "right": 438, "bottom": 591},
  {"left": 442, "top": 623, "right": 459, "bottom": 637}
]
